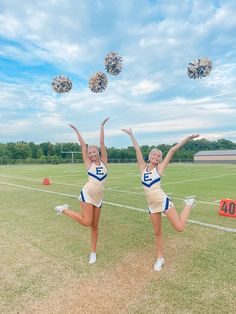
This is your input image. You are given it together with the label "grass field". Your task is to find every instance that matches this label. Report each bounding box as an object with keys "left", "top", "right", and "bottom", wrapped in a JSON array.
[{"left": 0, "top": 163, "right": 236, "bottom": 314}]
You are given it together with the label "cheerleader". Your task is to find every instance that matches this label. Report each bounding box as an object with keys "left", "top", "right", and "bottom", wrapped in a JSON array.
[
  {"left": 122, "top": 128, "right": 199, "bottom": 271},
  {"left": 55, "top": 118, "right": 109, "bottom": 264}
]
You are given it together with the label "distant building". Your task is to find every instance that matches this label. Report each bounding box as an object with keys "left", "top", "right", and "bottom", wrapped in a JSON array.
[{"left": 194, "top": 150, "right": 236, "bottom": 163}]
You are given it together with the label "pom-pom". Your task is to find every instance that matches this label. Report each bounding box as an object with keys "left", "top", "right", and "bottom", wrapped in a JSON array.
[
  {"left": 104, "top": 52, "right": 123, "bottom": 75},
  {"left": 89, "top": 72, "right": 108, "bottom": 93},
  {"left": 187, "top": 57, "right": 212, "bottom": 79},
  {"left": 51, "top": 75, "right": 72, "bottom": 93}
]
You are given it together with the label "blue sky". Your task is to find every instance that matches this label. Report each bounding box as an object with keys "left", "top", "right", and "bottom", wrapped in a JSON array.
[{"left": 0, "top": 0, "right": 236, "bottom": 147}]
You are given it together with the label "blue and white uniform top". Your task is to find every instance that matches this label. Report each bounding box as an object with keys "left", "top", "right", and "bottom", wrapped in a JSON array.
[
  {"left": 79, "top": 160, "right": 108, "bottom": 208},
  {"left": 141, "top": 165, "right": 173, "bottom": 213},
  {"left": 87, "top": 160, "right": 108, "bottom": 187},
  {"left": 142, "top": 165, "right": 162, "bottom": 191}
]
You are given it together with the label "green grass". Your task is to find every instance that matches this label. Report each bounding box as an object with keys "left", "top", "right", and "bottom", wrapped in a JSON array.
[{"left": 0, "top": 163, "right": 236, "bottom": 313}]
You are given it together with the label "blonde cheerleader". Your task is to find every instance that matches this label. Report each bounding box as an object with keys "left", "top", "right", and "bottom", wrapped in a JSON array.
[
  {"left": 122, "top": 128, "right": 199, "bottom": 271},
  {"left": 55, "top": 118, "right": 109, "bottom": 264}
]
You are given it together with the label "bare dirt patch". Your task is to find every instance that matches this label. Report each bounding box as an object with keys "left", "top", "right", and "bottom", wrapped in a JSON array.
[{"left": 20, "top": 236, "right": 194, "bottom": 314}]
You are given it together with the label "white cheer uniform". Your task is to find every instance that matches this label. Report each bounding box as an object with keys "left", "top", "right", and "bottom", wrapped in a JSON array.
[
  {"left": 141, "top": 166, "right": 173, "bottom": 213},
  {"left": 79, "top": 160, "right": 107, "bottom": 208}
]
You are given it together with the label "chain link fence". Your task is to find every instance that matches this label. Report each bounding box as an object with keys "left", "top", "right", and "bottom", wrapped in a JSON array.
[{"left": 0, "top": 158, "right": 194, "bottom": 165}]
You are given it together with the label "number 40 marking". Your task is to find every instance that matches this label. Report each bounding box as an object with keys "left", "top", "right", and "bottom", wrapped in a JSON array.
[{"left": 221, "top": 202, "right": 236, "bottom": 215}]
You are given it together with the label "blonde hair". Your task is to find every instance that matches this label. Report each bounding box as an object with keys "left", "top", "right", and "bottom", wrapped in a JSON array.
[
  {"left": 148, "top": 148, "right": 162, "bottom": 162},
  {"left": 88, "top": 145, "right": 100, "bottom": 156},
  {"left": 88, "top": 145, "right": 99, "bottom": 152}
]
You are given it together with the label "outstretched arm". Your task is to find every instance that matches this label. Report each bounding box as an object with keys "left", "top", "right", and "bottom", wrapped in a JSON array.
[
  {"left": 69, "top": 124, "right": 91, "bottom": 169},
  {"left": 158, "top": 134, "right": 199, "bottom": 174},
  {"left": 121, "top": 128, "right": 146, "bottom": 171},
  {"left": 100, "top": 117, "right": 109, "bottom": 166}
]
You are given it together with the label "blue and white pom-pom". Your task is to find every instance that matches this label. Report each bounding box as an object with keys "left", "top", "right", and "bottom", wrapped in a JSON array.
[
  {"left": 104, "top": 52, "right": 123, "bottom": 75},
  {"left": 89, "top": 72, "right": 108, "bottom": 93},
  {"left": 52, "top": 75, "right": 72, "bottom": 93},
  {"left": 187, "top": 57, "right": 212, "bottom": 79}
]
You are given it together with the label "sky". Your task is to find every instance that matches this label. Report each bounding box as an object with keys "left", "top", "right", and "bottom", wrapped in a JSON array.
[{"left": 0, "top": 0, "right": 236, "bottom": 147}]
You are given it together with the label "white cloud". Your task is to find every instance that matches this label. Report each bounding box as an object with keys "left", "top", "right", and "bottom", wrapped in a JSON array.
[
  {"left": 132, "top": 80, "right": 162, "bottom": 95},
  {"left": 199, "top": 131, "right": 236, "bottom": 142},
  {"left": 0, "top": 13, "right": 23, "bottom": 38},
  {"left": 0, "top": 0, "right": 236, "bottom": 145}
]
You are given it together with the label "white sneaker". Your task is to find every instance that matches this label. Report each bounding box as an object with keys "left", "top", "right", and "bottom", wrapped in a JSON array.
[
  {"left": 184, "top": 197, "right": 196, "bottom": 208},
  {"left": 54, "top": 204, "right": 69, "bottom": 215},
  {"left": 154, "top": 257, "right": 165, "bottom": 271},
  {"left": 89, "top": 252, "right": 96, "bottom": 264}
]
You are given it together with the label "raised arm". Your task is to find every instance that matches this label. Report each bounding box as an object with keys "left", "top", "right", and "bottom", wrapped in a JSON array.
[
  {"left": 69, "top": 124, "right": 91, "bottom": 169},
  {"left": 158, "top": 134, "right": 200, "bottom": 174},
  {"left": 100, "top": 117, "right": 109, "bottom": 166},
  {"left": 121, "top": 128, "right": 146, "bottom": 171}
]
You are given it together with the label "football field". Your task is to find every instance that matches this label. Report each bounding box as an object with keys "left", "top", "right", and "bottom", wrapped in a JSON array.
[{"left": 0, "top": 163, "right": 236, "bottom": 313}]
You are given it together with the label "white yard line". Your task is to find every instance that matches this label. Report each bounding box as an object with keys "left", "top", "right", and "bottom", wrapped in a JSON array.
[
  {"left": 63, "top": 170, "right": 80, "bottom": 173},
  {"left": 172, "top": 197, "right": 219, "bottom": 206},
  {"left": 1, "top": 173, "right": 233, "bottom": 206},
  {"left": 0, "top": 181, "right": 235, "bottom": 233},
  {"left": 50, "top": 174, "right": 80, "bottom": 178},
  {"left": 106, "top": 187, "right": 141, "bottom": 195},
  {"left": 0, "top": 174, "right": 83, "bottom": 187},
  {"left": 162, "top": 173, "right": 236, "bottom": 186},
  {"left": 107, "top": 189, "right": 220, "bottom": 207},
  {"left": 187, "top": 220, "right": 236, "bottom": 233}
]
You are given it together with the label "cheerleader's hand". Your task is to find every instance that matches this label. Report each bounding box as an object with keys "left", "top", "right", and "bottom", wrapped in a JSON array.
[
  {"left": 187, "top": 134, "right": 200, "bottom": 141},
  {"left": 69, "top": 124, "right": 79, "bottom": 132},
  {"left": 101, "top": 117, "right": 109, "bottom": 126},
  {"left": 121, "top": 128, "right": 133, "bottom": 135}
]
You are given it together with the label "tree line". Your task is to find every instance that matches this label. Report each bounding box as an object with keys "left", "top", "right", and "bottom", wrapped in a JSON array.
[{"left": 0, "top": 138, "right": 235, "bottom": 163}]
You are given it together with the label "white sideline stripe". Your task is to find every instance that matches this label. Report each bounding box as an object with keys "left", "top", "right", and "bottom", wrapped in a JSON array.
[
  {"left": 0, "top": 174, "right": 232, "bottom": 207},
  {"left": 214, "top": 200, "right": 221, "bottom": 203},
  {"left": 51, "top": 174, "right": 80, "bottom": 178},
  {"left": 0, "top": 174, "right": 83, "bottom": 187},
  {"left": 0, "top": 174, "right": 226, "bottom": 206},
  {"left": 172, "top": 197, "right": 218, "bottom": 207},
  {"left": 106, "top": 187, "right": 141, "bottom": 195},
  {"left": 107, "top": 188, "right": 219, "bottom": 206},
  {"left": 104, "top": 201, "right": 146, "bottom": 213},
  {"left": 187, "top": 220, "right": 236, "bottom": 233},
  {"left": 63, "top": 170, "right": 80, "bottom": 173},
  {"left": 0, "top": 181, "right": 77, "bottom": 198},
  {"left": 163, "top": 173, "right": 236, "bottom": 186},
  {"left": 0, "top": 181, "right": 235, "bottom": 233}
]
